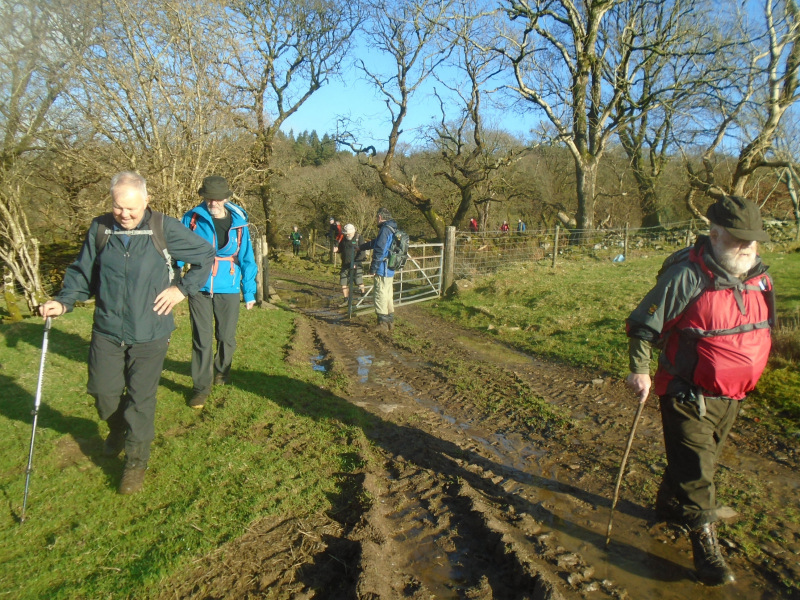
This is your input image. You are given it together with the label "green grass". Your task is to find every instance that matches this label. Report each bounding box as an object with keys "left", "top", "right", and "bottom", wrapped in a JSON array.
[
  {"left": 430, "top": 248, "right": 800, "bottom": 434},
  {"left": 0, "top": 304, "right": 373, "bottom": 599}
]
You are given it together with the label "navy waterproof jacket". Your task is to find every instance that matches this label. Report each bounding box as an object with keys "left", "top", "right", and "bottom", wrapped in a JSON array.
[
  {"left": 361, "top": 219, "right": 396, "bottom": 278},
  {"left": 56, "top": 209, "right": 214, "bottom": 345}
]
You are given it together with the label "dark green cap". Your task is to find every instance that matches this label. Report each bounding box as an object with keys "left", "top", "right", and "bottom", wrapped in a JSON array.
[{"left": 706, "top": 195, "right": 769, "bottom": 242}]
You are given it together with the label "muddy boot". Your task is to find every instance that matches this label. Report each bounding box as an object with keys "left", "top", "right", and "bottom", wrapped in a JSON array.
[
  {"left": 376, "top": 315, "right": 389, "bottom": 332},
  {"left": 689, "top": 522, "right": 735, "bottom": 586},
  {"left": 387, "top": 313, "right": 395, "bottom": 332},
  {"left": 119, "top": 459, "right": 148, "bottom": 495}
]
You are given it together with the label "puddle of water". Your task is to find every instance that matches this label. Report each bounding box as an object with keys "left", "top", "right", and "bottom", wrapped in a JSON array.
[
  {"left": 310, "top": 354, "right": 327, "bottom": 372},
  {"left": 356, "top": 353, "right": 373, "bottom": 383}
]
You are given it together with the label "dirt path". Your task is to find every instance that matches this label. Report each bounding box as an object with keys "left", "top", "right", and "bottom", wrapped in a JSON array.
[{"left": 169, "top": 272, "right": 800, "bottom": 599}]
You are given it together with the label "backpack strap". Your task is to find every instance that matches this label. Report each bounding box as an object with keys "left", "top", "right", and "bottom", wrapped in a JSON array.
[{"left": 94, "top": 213, "right": 116, "bottom": 256}]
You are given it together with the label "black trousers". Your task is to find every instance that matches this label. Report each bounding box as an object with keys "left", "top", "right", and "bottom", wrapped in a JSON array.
[
  {"left": 188, "top": 292, "right": 240, "bottom": 394},
  {"left": 660, "top": 394, "right": 740, "bottom": 527},
  {"left": 87, "top": 332, "right": 170, "bottom": 463}
]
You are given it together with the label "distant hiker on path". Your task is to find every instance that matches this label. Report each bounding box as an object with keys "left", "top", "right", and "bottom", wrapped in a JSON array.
[
  {"left": 181, "top": 175, "right": 258, "bottom": 410},
  {"left": 360, "top": 207, "right": 397, "bottom": 331},
  {"left": 469, "top": 217, "right": 479, "bottom": 233},
  {"left": 517, "top": 219, "right": 526, "bottom": 233},
  {"left": 500, "top": 220, "right": 510, "bottom": 233},
  {"left": 336, "top": 223, "right": 366, "bottom": 307},
  {"left": 290, "top": 226, "right": 302, "bottom": 256},
  {"left": 39, "top": 171, "right": 214, "bottom": 495},
  {"left": 625, "top": 195, "right": 774, "bottom": 587}
]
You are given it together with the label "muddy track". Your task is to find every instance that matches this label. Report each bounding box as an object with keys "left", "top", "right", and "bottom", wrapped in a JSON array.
[{"left": 165, "top": 271, "right": 800, "bottom": 600}]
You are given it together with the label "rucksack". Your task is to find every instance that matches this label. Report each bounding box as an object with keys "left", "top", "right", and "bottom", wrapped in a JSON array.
[
  {"left": 385, "top": 224, "right": 410, "bottom": 271},
  {"left": 95, "top": 211, "right": 178, "bottom": 284}
]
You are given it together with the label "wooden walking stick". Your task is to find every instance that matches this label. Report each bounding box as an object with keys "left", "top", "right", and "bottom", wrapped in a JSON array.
[{"left": 605, "top": 390, "right": 648, "bottom": 547}]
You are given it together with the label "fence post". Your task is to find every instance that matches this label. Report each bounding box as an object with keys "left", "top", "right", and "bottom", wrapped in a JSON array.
[
  {"left": 261, "top": 235, "right": 270, "bottom": 303},
  {"left": 442, "top": 226, "right": 456, "bottom": 296},
  {"left": 255, "top": 236, "right": 264, "bottom": 305},
  {"left": 624, "top": 222, "right": 629, "bottom": 259},
  {"left": 685, "top": 223, "right": 691, "bottom": 247},
  {"left": 309, "top": 229, "right": 315, "bottom": 259},
  {"left": 552, "top": 225, "right": 560, "bottom": 268}
]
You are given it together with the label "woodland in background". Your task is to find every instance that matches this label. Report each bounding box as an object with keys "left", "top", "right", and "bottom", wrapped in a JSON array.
[{"left": 3, "top": 0, "right": 800, "bottom": 315}]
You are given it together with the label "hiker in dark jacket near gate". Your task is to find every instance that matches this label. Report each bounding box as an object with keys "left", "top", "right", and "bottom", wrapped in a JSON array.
[
  {"left": 39, "top": 171, "right": 214, "bottom": 495},
  {"left": 359, "top": 207, "right": 396, "bottom": 331},
  {"left": 625, "top": 195, "right": 773, "bottom": 587},
  {"left": 335, "top": 223, "right": 366, "bottom": 306},
  {"left": 181, "top": 175, "right": 257, "bottom": 409}
]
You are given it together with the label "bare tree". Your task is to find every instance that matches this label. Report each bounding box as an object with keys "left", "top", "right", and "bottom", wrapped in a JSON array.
[
  {"left": 496, "top": 0, "right": 713, "bottom": 238},
  {"left": 224, "top": 0, "right": 362, "bottom": 246},
  {"left": 613, "top": 0, "right": 737, "bottom": 227},
  {"left": 429, "top": 0, "right": 525, "bottom": 231},
  {"left": 338, "top": 0, "right": 454, "bottom": 240},
  {"left": 73, "top": 0, "right": 232, "bottom": 216},
  {"left": 0, "top": 0, "right": 96, "bottom": 314},
  {"left": 681, "top": 0, "right": 800, "bottom": 219}
]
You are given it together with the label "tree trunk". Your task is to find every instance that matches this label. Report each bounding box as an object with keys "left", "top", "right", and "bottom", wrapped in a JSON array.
[{"left": 574, "top": 158, "right": 597, "bottom": 243}]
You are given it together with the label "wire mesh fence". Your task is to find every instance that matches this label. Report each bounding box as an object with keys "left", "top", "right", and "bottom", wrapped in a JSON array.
[{"left": 454, "top": 221, "right": 699, "bottom": 279}]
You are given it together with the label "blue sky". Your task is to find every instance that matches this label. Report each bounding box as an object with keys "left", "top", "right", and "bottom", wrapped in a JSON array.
[{"left": 281, "top": 62, "right": 536, "bottom": 151}]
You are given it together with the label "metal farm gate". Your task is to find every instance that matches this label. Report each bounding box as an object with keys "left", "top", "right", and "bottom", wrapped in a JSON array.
[{"left": 351, "top": 242, "right": 444, "bottom": 312}]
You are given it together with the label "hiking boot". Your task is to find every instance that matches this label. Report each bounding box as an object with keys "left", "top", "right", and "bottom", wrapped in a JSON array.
[
  {"left": 689, "top": 522, "right": 736, "bottom": 586},
  {"left": 189, "top": 392, "right": 208, "bottom": 409},
  {"left": 103, "top": 430, "right": 125, "bottom": 458},
  {"left": 118, "top": 461, "right": 147, "bottom": 495},
  {"left": 339, "top": 298, "right": 350, "bottom": 307},
  {"left": 214, "top": 373, "right": 228, "bottom": 386}
]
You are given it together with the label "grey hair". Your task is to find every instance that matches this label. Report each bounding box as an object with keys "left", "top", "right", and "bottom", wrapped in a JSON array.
[
  {"left": 377, "top": 207, "right": 392, "bottom": 221},
  {"left": 110, "top": 171, "right": 147, "bottom": 197}
]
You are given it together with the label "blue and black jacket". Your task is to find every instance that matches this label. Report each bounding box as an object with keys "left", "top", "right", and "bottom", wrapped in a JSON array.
[{"left": 180, "top": 202, "right": 257, "bottom": 302}]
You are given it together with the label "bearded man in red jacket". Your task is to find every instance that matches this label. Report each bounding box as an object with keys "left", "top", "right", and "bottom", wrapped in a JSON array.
[{"left": 625, "top": 195, "right": 774, "bottom": 587}]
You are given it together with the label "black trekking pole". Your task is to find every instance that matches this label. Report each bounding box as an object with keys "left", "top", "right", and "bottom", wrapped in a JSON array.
[
  {"left": 605, "top": 390, "right": 648, "bottom": 547},
  {"left": 21, "top": 316, "right": 53, "bottom": 523}
]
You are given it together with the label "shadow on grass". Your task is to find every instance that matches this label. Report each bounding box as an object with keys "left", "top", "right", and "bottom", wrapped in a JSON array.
[{"left": 221, "top": 368, "right": 691, "bottom": 589}]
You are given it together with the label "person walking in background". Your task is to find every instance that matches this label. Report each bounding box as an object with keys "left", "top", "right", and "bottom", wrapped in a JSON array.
[
  {"left": 500, "top": 220, "right": 510, "bottom": 233},
  {"left": 290, "top": 225, "right": 302, "bottom": 256},
  {"left": 625, "top": 195, "right": 773, "bottom": 587},
  {"left": 336, "top": 223, "right": 366, "bottom": 307},
  {"left": 181, "top": 175, "right": 257, "bottom": 410},
  {"left": 517, "top": 218, "right": 526, "bottom": 233},
  {"left": 39, "top": 171, "right": 214, "bottom": 495},
  {"left": 469, "top": 217, "right": 479, "bottom": 233},
  {"left": 360, "top": 207, "right": 397, "bottom": 331}
]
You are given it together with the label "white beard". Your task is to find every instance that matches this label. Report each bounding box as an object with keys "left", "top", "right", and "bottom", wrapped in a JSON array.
[{"left": 713, "top": 245, "right": 757, "bottom": 278}]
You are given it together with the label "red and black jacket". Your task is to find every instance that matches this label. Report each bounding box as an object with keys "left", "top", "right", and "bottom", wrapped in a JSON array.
[{"left": 626, "top": 237, "right": 774, "bottom": 400}]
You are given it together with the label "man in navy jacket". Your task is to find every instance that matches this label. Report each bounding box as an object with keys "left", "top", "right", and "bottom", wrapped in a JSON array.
[
  {"left": 360, "top": 207, "right": 397, "bottom": 331},
  {"left": 181, "top": 175, "right": 257, "bottom": 408}
]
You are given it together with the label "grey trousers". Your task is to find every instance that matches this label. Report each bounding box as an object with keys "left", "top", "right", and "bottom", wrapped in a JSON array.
[
  {"left": 188, "top": 292, "right": 240, "bottom": 394},
  {"left": 87, "top": 332, "right": 170, "bottom": 463}
]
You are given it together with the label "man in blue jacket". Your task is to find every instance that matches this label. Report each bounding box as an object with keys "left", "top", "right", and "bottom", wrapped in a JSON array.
[
  {"left": 181, "top": 176, "right": 258, "bottom": 408},
  {"left": 40, "top": 171, "right": 214, "bottom": 494},
  {"left": 360, "top": 207, "right": 396, "bottom": 331}
]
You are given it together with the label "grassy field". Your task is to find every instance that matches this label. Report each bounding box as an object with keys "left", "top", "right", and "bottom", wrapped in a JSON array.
[
  {"left": 0, "top": 304, "right": 373, "bottom": 599},
  {"left": 429, "top": 247, "right": 800, "bottom": 435}
]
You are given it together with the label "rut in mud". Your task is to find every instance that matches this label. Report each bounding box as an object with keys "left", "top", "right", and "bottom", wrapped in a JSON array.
[{"left": 165, "top": 271, "right": 800, "bottom": 600}]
